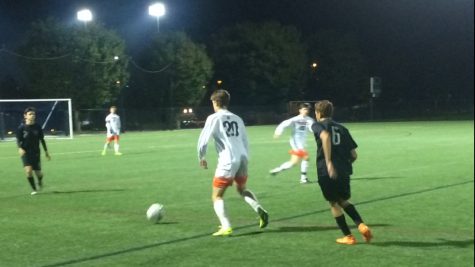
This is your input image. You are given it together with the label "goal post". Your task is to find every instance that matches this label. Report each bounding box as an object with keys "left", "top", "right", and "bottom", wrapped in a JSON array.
[{"left": 0, "top": 98, "right": 73, "bottom": 141}]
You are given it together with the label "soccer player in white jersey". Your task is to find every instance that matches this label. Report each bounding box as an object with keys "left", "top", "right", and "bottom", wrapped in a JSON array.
[
  {"left": 197, "top": 89, "right": 269, "bottom": 236},
  {"left": 102, "top": 106, "right": 122, "bottom": 156},
  {"left": 269, "top": 103, "right": 315, "bottom": 183}
]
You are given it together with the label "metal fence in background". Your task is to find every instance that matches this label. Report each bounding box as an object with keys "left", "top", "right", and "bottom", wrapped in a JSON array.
[{"left": 77, "top": 99, "right": 473, "bottom": 133}]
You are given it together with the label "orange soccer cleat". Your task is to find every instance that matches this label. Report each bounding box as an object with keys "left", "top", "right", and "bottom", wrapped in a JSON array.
[
  {"left": 336, "top": 235, "right": 356, "bottom": 245},
  {"left": 358, "top": 223, "right": 373, "bottom": 243}
]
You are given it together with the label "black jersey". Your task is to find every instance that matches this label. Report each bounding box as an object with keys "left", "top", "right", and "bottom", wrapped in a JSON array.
[
  {"left": 16, "top": 123, "right": 47, "bottom": 154},
  {"left": 311, "top": 119, "right": 357, "bottom": 178}
]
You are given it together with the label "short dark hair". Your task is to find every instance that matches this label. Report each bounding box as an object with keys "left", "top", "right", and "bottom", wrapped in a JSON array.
[
  {"left": 299, "top": 102, "right": 311, "bottom": 109},
  {"left": 210, "top": 89, "right": 230, "bottom": 107},
  {"left": 24, "top": 107, "right": 36, "bottom": 114},
  {"left": 315, "top": 100, "right": 333, "bottom": 118}
]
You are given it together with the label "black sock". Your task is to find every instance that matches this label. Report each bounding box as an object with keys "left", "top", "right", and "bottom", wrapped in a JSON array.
[
  {"left": 335, "top": 215, "right": 351, "bottom": 236},
  {"left": 37, "top": 175, "right": 43, "bottom": 186},
  {"left": 343, "top": 204, "right": 363, "bottom": 226},
  {"left": 27, "top": 177, "right": 37, "bottom": 191}
]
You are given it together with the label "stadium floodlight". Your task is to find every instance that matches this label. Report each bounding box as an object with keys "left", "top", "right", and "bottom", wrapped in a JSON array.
[
  {"left": 77, "top": 9, "right": 93, "bottom": 23},
  {"left": 149, "top": 3, "right": 166, "bottom": 32},
  {"left": 0, "top": 99, "right": 74, "bottom": 141}
]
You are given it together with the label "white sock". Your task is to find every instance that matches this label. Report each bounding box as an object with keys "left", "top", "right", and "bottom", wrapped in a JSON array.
[
  {"left": 213, "top": 199, "right": 231, "bottom": 229},
  {"left": 103, "top": 143, "right": 109, "bottom": 151},
  {"left": 114, "top": 143, "right": 120, "bottom": 153},
  {"left": 279, "top": 161, "right": 293, "bottom": 170},
  {"left": 300, "top": 160, "right": 308, "bottom": 179},
  {"left": 242, "top": 190, "right": 260, "bottom": 212}
]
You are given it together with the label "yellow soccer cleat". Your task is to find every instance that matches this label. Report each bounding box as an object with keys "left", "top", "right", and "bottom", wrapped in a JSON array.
[
  {"left": 212, "top": 227, "right": 233, "bottom": 236},
  {"left": 258, "top": 207, "right": 269, "bottom": 229}
]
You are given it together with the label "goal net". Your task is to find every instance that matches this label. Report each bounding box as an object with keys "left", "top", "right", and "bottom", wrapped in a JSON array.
[{"left": 0, "top": 99, "right": 73, "bottom": 141}]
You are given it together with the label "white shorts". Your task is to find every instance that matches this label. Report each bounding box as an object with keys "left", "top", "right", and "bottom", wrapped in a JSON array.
[{"left": 214, "top": 159, "right": 248, "bottom": 179}]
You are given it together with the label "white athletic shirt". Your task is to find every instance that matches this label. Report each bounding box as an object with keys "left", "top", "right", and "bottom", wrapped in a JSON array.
[
  {"left": 274, "top": 115, "right": 314, "bottom": 151},
  {"left": 197, "top": 109, "right": 249, "bottom": 168},
  {"left": 105, "top": 113, "right": 121, "bottom": 136}
]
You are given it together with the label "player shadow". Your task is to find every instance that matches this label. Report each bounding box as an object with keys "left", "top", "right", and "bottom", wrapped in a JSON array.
[
  {"left": 232, "top": 231, "right": 265, "bottom": 237},
  {"left": 232, "top": 223, "right": 390, "bottom": 237},
  {"left": 372, "top": 239, "right": 474, "bottom": 248},
  {"left": 44, "top": 189, "right": 127, "bottom": 195},
  {"left": 352, "top": 176, "right": 404, "bottom": 181},
  {"left": 153, "top": 221, "right": 179, "bottom": 225}
]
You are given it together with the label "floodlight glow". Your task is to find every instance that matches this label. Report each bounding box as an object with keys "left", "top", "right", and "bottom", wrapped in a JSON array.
[
  {"left": 149, "top": 3, "right": 166, "bottom": 17},
  {"left": 77, "top": 9, "right": 93, "bottom": 22},
  {"left": 114, "top": 56, "right": 119, "bottom": 60}
]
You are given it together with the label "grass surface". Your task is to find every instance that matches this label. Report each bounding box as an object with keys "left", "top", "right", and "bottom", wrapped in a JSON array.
[{"left": 0, "top": 121, "right": 473, "bottom": 267}]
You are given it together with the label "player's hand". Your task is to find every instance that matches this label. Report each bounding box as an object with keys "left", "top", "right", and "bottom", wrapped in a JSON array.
[
  {"left": 45, "top": 151, "right": 51, "bottom": 161},
  {"left": 18, "top": 148, "right": 25, "bottom": 156},
  {"left": 200, "top": 159, "right": 208, "bottom": 169},
  {"left": 327, "top": 162, "right": 338, "bottom": 179}
]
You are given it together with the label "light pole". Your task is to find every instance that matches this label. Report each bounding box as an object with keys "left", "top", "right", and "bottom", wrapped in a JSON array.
[
  {"left": 148, "top": 3, "right": 166, "bottom": 33},
  {"left": 77, "top": 9, "right": 93, "bottom": 27}
]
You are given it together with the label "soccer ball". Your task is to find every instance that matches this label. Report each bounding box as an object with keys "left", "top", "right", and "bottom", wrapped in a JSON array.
[{"left": 146, "top": 203, "right": 164, "bottom": 223}]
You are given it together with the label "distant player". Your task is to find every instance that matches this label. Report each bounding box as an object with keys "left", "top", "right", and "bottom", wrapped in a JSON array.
[
  {"left": 102, "top": 106, "right": 122, "bottom": 156},
  {"left": 197, "top": 89, "right": 269, "bottom": 236},
  {"left": 269, "top": 103, "right": 315, "bottom": 183},
  {"left": 16, "top": 107, "right": 51, "bottom": 195},
  {"left": 311, "top": 100, "right": 372, "bottom": 245}
]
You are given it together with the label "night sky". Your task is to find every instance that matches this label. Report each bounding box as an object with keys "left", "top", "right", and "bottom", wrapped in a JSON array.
[{"left": 1, "top": 0, "right": 474, "bottom": 103}]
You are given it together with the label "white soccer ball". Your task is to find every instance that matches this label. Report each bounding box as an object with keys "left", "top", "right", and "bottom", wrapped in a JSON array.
[{"left": 146, "top": 203, "right": 164, "bottom": 223}]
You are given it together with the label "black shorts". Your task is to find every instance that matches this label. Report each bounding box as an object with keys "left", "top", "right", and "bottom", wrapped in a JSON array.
[
  {"left": 317, "top": 176, "right": 351, "bottom": 202},
  {"left": 21, "top": 153, "right": 41, "bottom": 171}
]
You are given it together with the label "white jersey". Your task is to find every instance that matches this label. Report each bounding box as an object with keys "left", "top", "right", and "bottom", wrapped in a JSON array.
[
  {"left": 197, "top": 109, "right": 248, "bottom": 171},
  {"left": 105, "top": 113, "right": 121, "bottom": 137},
  {"left": 274, "top": 115, "right": 314, "bottom": 151}
]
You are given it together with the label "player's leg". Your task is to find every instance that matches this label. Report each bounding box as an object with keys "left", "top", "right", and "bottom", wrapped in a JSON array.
[
  {"left": 338, "top": 198, "right": 373, "bottom": 243},
  {"left": 113, "top": 135, "right": 122, "bottom": 155},
  {"left": 330, "top": 201, "right": 356, "bottom": 245},
  {"left": 211, "top": 177, "right": 233, "bottom": 236},
  {"left": 34, "top": 169, "right": 44, "bottom": 191},
  {"left": 21, "top": 154, "right": 38, "bottom": 194},
  {"left": 300, "top": 153, "right": 310, "bottom": 183},
  {"left": 24, "top": 165, "right": 37, "bottom": 194},
  {"left": 270, "top": 153, "right": 299, "bottom": 175},
  {"left": 235, "top": 161, "right": 269, "bottom": 228},
  {"left": 318, "top": 176, "right": 355, "bottom": 244},
  {"left": 102, "top": 137, "right": 111, "bottom": 155}
]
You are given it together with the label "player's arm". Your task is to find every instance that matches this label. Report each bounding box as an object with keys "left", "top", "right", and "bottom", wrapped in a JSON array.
[
  {"left": 39, "top": 127, "right": 51, "bottom": 160},
  {"left": 274, "top": 118, "right": 293, "bottom": 138},
  {"left": 16, "top": 126, "right": 26, "bottom": 156},
  {"left": 197, "top": 116, "right": 217, "bottom": 169},
  {"left": 348, "top": 131, "right": 358, "bottom": 163},
  {"left": 114, "top": 117, "right": 121, "bottom": 134},
  {"left": 307, "top": 118, "right": 316, "bottom": 133},
  {"left": 349, "top": 149, "right": 357, "bottom": 163},
  {"left": 241, "top": 121, "right": 249, "bottom": 154},
  {"left": 320, "top": 130, "right": 337, "bottom": 179}
]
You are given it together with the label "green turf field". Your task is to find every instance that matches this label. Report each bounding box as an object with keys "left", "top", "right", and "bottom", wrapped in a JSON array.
[{"left": 0, "top": 121, "right": 473, "bottom": 267}]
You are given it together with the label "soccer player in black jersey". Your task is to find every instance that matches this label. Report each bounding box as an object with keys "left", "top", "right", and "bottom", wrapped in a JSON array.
[
  {"left": 311, "top": 100, "right": 372, "bottom": 245},
  {"left": 16, "top": 107, "right": 51, "bottom": 195}
]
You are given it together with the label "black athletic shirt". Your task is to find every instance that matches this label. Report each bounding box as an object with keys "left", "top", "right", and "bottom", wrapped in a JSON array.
[
  {"left": 16, "top": 123, "right": 47, "bottom": 154},
  {"left": 311, "top": 119, "right": 357, "bottom": 178}
]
